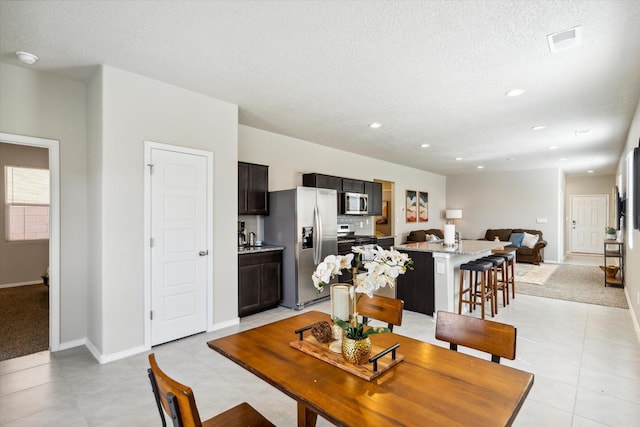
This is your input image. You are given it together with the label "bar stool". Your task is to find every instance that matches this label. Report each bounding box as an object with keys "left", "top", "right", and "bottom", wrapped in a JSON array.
[
  {"left": 494, "top": 252, "right": 516, "bottom": 301},
  {"left": 458, "top": 260, "right": 493, "bottom": 319},
  {"left": 477, "top": 256, "right": 507, "bottom": 314}
]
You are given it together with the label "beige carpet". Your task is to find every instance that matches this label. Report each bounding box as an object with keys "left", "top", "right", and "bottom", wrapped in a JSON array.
[{"left": 515, "top": 263, "right": 628, "bottom": 309}]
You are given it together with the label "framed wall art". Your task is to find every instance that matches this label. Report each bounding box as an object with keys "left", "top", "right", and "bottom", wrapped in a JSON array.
[
  {"left": 405, "top": 190, "right": 417, "bottom": 222},
  {"left": 418, "top": 192, "right": 428, "bottom": 222}
]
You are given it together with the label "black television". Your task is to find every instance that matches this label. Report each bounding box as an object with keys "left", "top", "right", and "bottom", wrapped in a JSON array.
[{"left": 615, "top": 185, "right": 625, "bottom": 231}]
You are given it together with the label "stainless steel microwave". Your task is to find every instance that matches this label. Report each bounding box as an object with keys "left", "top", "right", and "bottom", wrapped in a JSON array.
[{"left": 341, "top": 192, "right": 368, "bottom": 215}]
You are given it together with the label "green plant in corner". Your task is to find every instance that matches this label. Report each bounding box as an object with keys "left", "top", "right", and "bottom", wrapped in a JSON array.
[{"left": 605, "top": 226, "right": 616, "bottom": 236}]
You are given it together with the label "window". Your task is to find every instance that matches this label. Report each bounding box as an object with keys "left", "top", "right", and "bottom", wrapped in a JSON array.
[{"left": 5, "top": 166, "right": 50, "bottom": 241}]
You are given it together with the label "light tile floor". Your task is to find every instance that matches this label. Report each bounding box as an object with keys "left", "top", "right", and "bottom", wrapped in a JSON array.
[{"left": 1, "top": 259, "right": 639, "bottom": 426}]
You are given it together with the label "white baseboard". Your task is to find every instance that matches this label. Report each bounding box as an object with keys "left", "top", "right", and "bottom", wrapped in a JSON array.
[
  {"left": 84, "top": 339, "right": 148, "bottom": 364},
  {"left": 58, "top": 337, "right": 87, "bottom": 351},
  {"left": 624, "top": 289, "right": 640, "bottom": 344},
  {"left": 0, "top": 280, "right": 44, "bottom": 289},
  {"left": 209, "top": 317, "right": 239, "bottom": 332}
]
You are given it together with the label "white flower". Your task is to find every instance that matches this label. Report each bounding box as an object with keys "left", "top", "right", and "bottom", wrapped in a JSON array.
[
  {"left": 312, "top": 253, "right": 355, "bottom": 292},
  {"left": 311, "top": 246, "right": 412, "bottom": 295}
]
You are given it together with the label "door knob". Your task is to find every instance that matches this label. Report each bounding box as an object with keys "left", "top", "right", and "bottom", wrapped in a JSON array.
[{"left": 199, "top": 250, "right": 209, "bottom": 256}]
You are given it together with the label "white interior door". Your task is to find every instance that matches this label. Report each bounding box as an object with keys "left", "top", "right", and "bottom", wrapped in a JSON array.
[
  {"left": 570, "top": 195, "right": 608, "bottom": 254},
  {"left": 150, "top": 148, "right": 208, "bottom": 345}
]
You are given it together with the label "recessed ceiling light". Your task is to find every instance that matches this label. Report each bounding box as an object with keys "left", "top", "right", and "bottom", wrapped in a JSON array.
[
  {"left": 369, "top": 122, "right": 381, "bottom": 129},
  {"left": 421, "top": 144, "right": 430, "bottom": 148},
  {"left": 477, "top": 166, "right": 484, "bottom": 169},
  {"left": 506, "top": 89, "right": 526, "bottom": 97},
  {"left": 575, "top": 129, "right": 591, "bottom": 136},
  {"left": 587, "top": 170, "right": 594, "bottom": 174},
  {"left": 16, "top": 51, "right": 38, "bottom": 65},
  {"left": 559, "top": 158, "right": 567, "bottom": 161},
  {"left": 455, "top": 157, "right": 463, "bottom": 161},
  {"left": 531, "top": 125, "right": 547, "bottom": 131},
  {"left": 548, "top": 146, "right": 557, "bottom": 150}
]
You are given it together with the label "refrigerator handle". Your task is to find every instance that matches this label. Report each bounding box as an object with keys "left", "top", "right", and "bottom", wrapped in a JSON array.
[
  {"left": 313, "top": 205, "right": 320, "bottom": 264},
  {"left": 316, "top": 205, "right": 323, "bottom": 262}
]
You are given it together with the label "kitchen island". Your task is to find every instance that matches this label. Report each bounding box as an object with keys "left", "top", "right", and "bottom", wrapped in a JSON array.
[{"left": 394, "top": 240, "right": 510, "bottom": 316}]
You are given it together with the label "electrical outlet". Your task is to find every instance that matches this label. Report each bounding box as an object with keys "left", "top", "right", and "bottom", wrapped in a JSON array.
[{"left": 436, "top": 262, "right": 445, "bottom": 274}]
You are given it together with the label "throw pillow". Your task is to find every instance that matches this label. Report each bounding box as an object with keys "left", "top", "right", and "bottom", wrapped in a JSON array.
[
  {"left": 521, "top": 232, "right": 539, "bottom": 249},
  {"left": 429, "top": 234, "right": 440, "bottom": 242},
  {"left": 509, "top": 232, "right": 525, "bottom": 248}
]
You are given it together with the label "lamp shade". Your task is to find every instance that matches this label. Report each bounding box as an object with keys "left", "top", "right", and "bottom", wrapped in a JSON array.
[{"left": 446, "top": 209, "right": 462, "bottom": 220}]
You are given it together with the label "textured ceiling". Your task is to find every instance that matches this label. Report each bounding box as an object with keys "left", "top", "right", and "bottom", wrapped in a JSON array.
[{"left": 1, "top": 0, "right": 640, "bottom": 176}]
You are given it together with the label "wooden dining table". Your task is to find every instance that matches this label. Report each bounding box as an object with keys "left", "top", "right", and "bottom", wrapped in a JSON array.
[{"left": 207, "top": 311, "right": 534, "bottom": 427}]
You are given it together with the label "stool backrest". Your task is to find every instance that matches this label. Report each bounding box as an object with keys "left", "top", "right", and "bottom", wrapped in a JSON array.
[
  {"left": 435, "top": 311, "right": 516, "bottom": 363},
  {"left": 357, "top": 294, "right": 404, "bottom": 331}
]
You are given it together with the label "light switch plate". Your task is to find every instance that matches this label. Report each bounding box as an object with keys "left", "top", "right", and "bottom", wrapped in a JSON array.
[
  {"left": 536, "top": 218, "right": 548, "bottom": 224},
  {"left": 436, "top": 262, "right": 445, "bottom": 274}
]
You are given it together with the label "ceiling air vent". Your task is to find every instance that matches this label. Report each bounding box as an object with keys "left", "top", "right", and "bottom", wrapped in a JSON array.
[{"left": 547, "top": 26, "right": 582, "bottom": 53}]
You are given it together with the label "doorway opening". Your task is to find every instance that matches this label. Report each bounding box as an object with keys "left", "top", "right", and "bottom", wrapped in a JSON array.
[
  {"left": 374, "top": 180, "right": 394, "bottom": 238},
  {"left": 0, "top": 133, "right": 60, "bottom": 360}
]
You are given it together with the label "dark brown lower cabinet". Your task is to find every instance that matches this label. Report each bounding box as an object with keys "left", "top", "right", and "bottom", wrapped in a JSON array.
[
  {"left": 377, "top": 237, "right": 394, "bottom": 250},
  {"left": 238, "top": 250, "right": 282, "bottom": 317},
  {"left": 396, "top": 250, "right": 434, "bottom": 315}
]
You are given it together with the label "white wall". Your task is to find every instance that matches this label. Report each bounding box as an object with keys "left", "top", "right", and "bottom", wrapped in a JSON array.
[
  {"left": 0, "top": 63, "right": 88, "bottom": 345},
  {"left": 90, "top": 66, "right": 238, "bottom": 357},
  {"left": 447, "top": 168, "right": 561, "bottom": 262},
  {"left": 617, "top": 94, "right": 640, "bottom": 336},
  {"left": 238, "top": 125, "right": 447, "bottom": 245},
  {"left": 86, "top": 66, "right": 104, "bottom": 353}
]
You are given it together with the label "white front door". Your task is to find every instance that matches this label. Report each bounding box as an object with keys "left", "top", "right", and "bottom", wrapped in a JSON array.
[
  {"left": 150, "top": 147, "right": 208, "bottom": 345},
  {"left": 570, "top": 195, "right": 608, "bottom": 254}
]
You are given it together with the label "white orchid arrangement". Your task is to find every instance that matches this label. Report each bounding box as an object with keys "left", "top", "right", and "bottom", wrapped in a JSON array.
[
  {"left": 312, "top": 246, "right": 413, "bottom": 339},
  {"left": 312, "top": 246, "right": 413, "bottom": 298}
]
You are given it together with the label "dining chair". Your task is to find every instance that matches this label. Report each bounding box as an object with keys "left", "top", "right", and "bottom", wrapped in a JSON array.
[
  {"left": 434, "top": 310, "right": 516, "bottom": 363},
  {"left": 147, "top": 353, "right": 274, "bottom": 427},
  {"left": 356, "top": 294, "right": 404, "bottom": 331}
]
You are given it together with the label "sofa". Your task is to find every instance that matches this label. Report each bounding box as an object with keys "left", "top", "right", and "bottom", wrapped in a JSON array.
[
  {"left": 483, "top": 229, "right": 547, "bottom": 265},
  {"left": 405, "top": 229, "right": 444, "bottom": 242}
]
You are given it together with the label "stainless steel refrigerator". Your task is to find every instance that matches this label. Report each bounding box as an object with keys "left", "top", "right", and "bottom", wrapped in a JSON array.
[{"left": 264, "top": 187, "right": 338, "bottom": 309}]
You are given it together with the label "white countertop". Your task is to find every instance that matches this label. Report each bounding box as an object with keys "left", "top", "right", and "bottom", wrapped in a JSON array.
[{"left": 395, "top": 239, "right": 510, "bottom": 256}]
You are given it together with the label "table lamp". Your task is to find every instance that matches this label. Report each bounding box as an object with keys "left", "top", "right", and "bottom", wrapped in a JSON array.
[{"left": 445, "top": 209, "right": 463, "bottom": 245}]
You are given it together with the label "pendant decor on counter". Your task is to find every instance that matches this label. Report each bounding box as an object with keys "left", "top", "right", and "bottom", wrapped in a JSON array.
[{"left": 341, "top": 336, "right": 372, "bottom": 365}]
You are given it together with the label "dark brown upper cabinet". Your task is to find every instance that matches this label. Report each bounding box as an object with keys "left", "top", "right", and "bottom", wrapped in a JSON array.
[{"left": 238, "top": 162, "right": 269, "bottom": 215}]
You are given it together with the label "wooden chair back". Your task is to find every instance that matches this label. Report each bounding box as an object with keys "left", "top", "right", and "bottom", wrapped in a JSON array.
[
  {"left": 148, "top": 353, "right": 202, "bottom": 427},
  {"left": 357, "top": 294, "right": 404, "bottom": 331},
  {"left": 435, "top": 310, "right": 516, "bottom": 363},
  {"left": 148, "top": 353, "right": 275, "bottom": 427}
]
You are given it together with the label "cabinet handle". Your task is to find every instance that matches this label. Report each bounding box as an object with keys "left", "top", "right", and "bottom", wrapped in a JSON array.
[{"left": 199, "top": 250, "right": 209, "bottom": 256}]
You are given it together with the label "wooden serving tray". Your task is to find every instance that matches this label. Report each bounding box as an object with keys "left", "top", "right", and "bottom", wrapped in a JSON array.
[{"left": 290, "top": 336, "right": 404, "bottom": 381}]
